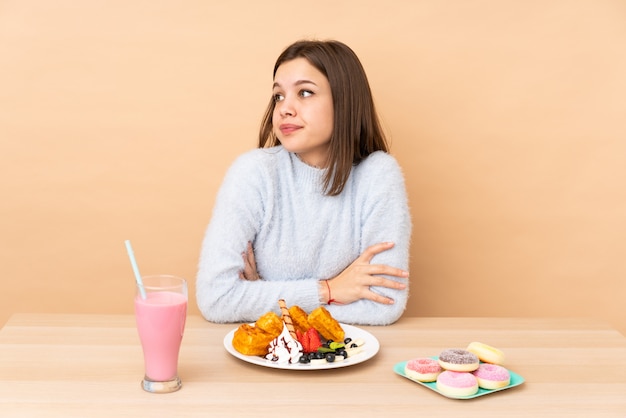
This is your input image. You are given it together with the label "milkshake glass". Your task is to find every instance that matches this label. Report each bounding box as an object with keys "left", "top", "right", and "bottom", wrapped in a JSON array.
[{"left": 134, "top": 275, "right": 187, "bottom": 393}]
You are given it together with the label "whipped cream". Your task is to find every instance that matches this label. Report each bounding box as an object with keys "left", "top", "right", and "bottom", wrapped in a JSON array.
[{"left": 265, "top": 323, "right": 302, "bottom": 364}]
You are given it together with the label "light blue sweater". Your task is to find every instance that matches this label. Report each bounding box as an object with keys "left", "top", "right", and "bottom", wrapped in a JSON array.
[{"left": 196, "top": 146, "right": 411, "bottom": 325}]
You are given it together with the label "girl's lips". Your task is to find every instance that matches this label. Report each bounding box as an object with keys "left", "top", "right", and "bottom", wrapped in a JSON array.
[{"left": 279, "top": 124, "right": 302, "bottom": 135}]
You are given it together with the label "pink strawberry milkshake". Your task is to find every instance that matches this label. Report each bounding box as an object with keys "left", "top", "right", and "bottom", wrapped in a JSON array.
[{"left": 135, "top": 291, "right": 187, "bottom": 381}]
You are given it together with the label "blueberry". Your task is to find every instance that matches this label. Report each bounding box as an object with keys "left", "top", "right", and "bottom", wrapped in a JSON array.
[
  {"left": 325, "top": 353, "right": 336, "bottom": 363},
  {"left": 344, "top": 338, "right": 352, "bottom": 345},
  {"left": 299, "top": 356, "right": 310, "bottom": 364}
]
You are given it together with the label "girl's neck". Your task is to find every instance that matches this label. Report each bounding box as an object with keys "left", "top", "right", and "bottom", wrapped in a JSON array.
[{"left": 295, "top": 153, "right": 324, "bottom": 169}]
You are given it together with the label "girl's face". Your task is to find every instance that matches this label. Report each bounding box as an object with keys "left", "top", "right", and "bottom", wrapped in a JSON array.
[{"left": 272, "top": 58, "right": 334, "bottom": 168}]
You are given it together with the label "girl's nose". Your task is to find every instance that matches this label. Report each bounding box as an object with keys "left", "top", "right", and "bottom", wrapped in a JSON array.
[{"left": 278, "top": 97, "right": 296, "bottom": 117}]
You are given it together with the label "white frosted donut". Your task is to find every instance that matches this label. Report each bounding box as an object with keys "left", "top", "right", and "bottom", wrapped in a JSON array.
[
  {"left": 466, "top": 341, "right": 505, "bottom": 365},
  {"left": 404, "top": 358, "right": 442, "bottom": 382},
  {"left": 472, "top": 363, "right": 510, "bottom": 389},
  {"left": 436, "top": 371, "right": 479, "bottom": 398},
  {"left": 438, "top": 349, "right": 479, "bottom": 372}
]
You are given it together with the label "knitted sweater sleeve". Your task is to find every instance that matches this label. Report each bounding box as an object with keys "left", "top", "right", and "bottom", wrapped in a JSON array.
[{"left": 195, "top": 151, "right": 321, "bottom": 323}]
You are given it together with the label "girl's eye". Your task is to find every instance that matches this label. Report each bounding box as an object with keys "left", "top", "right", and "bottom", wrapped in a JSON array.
[
  {"left": 300, "top": 90, "right": 313, "bottom": 98},
  {"left": 273, "top": 93, "right": 284, "bottom": 102}
]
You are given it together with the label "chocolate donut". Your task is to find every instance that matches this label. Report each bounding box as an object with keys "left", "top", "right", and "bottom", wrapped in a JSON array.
[{"left": 438, "top": 348, "right": 480, "bottom": 372}]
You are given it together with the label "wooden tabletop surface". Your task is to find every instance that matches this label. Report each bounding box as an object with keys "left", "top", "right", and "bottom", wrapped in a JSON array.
[{"left": 1, "top": 313, "right": 625, "bottom": 417}]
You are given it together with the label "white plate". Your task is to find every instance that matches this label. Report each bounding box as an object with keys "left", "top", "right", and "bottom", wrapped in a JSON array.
[{"left": 223, "top": 323, "right": 380, "bottom": 370}]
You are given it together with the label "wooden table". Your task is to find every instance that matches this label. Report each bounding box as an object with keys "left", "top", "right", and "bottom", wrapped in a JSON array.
[{"left": 1, "top": 314, "right": 625, "bottom": 417}]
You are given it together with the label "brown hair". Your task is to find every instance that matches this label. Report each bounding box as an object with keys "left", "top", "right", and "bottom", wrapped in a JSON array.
[{"left": 258, "top": 40, "right": 388, "bottom": 196}]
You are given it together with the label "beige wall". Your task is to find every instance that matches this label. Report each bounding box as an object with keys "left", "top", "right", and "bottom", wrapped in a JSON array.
[{"left": 2, "top": 1, "right": 625, "bottom": 334}]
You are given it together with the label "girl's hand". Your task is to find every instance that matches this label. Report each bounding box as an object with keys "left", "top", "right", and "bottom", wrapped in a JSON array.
[
  {"left": 239, "top": 241, "right": 261, "bottom": 280},
  {"left": 322, "top": 242, "right": 408, "bottom": 305}
]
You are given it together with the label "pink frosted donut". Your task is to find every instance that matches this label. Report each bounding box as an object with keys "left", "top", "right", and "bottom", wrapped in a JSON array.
[
  {"left": 436, "top": 371, "right": 479, "bottom": 398},
  {"left": 472, "top": 363, "right": 511, "bottom": 389},
  {"left": 405, "top": 358, "right": 442, "bottom": 382},
  {"left": 438, "top": 349, "right": 479, "bottom": 372}
]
